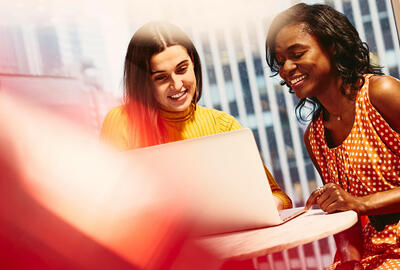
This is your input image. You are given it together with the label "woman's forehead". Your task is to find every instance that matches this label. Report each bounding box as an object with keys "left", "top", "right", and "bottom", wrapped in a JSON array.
[
  {"left": 274, "top": 23, "right": 314, "bottom": 53},
  {"left": 150, "top": 45, "right": 191, "bottom": 72}
]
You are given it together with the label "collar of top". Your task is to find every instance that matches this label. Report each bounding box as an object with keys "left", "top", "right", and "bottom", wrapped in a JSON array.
[{"left": 159, "top": 103, "right": 195, "bottom": 122}]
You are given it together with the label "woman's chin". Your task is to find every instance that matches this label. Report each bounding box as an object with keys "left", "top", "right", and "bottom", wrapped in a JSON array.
[
  {"left": 293, "top": 86, "right": 313, "bottom": 99},
  {"left": 163, "top": 101, "right": 192, "bottom": 112}
]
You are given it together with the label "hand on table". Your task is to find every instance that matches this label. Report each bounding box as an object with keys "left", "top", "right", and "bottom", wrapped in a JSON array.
[
  {"left": 305, "top": 183, "right": 366, "bottom": 214},
  {"left": 273, "top": 195, "right": 284, "bottom": 210}
]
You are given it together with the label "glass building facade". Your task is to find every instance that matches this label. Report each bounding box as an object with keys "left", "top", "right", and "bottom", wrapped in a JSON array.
[
  {"left": 178, "top": 1, "right": 400, "bottom": 268},
  {"left": 0, "top": 0, "right": 399, "bottom": 268}
]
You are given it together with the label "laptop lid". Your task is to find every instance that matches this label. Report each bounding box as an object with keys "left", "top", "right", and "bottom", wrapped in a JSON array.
[{"left": 123, "top": 128, "right": 284, "bottom": 235}]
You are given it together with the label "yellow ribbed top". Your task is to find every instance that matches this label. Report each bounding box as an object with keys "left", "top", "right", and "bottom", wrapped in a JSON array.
[{"left": 100, "top": 104, "right": 292, "bottom": 209}]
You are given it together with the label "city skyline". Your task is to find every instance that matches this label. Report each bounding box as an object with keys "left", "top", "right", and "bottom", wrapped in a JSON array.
[{"left": 0, "top": 1, "right": 399, "bottom": 268}]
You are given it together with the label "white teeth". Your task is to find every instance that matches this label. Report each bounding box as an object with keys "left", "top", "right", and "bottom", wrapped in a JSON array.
[
  {"left": 290, "top": 75, "right": 307, "bottom": 85},
  {"left": 170, "top": 91, "right": 186, "bottom": 99}
]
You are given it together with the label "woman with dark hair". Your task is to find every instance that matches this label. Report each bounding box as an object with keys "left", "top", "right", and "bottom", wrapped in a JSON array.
[
  {"left": 100, "top": 21, "right": 292, "bottom": 210},
  {"left": 266, "top": 3, "right": 400, "bottom": 270}
]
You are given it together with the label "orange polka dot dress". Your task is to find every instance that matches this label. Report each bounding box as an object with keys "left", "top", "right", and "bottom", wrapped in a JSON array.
[{"left": 308, "top": 74, "right": 400, "bottom": 270}]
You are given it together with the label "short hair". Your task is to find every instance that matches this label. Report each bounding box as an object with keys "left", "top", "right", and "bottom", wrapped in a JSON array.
[
  {"left": 265, "top": 3, "right": 382, "bottom": 122},
  {"left": 123, "top": 21, "right": 202, "bottom": 147}
]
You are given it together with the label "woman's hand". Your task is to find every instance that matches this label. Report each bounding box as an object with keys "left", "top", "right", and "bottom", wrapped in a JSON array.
[
  {"left": 305, "top": 183, "right": 367, "bottom": 214},
  {"left": 273, "top": 195, "right": 284, "bottom": 210}
]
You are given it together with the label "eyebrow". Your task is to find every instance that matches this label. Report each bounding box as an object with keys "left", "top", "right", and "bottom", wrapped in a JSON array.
[
  {"left": 151, "top": 60, "right": 189, "bottom": 75},
  {"left": 286, "top": 43, "right": 307, "bottom": 51},
  {"left": 275, "top": 43, "right": 307, "bottom": 55}
]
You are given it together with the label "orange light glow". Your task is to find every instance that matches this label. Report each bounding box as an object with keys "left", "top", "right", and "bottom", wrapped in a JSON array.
[{"left": 0, "top": 92, "right": 220, "bottom": 269}]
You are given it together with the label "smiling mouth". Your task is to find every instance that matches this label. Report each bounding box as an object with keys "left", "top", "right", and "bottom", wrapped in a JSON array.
[
  {"left": 290, "top": 74, "right": 307, "bottom": 86},
  {"left": 168, "top": 90, "right": 187, "bottom": 100}
]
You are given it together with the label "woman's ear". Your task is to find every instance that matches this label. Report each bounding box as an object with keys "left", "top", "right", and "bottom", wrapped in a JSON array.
[
  {"left": 328, "top": 44, "right": 336, "bottom": 56},
  {"left": 327, "top": 44, "right": 338, "bottom": 66}
]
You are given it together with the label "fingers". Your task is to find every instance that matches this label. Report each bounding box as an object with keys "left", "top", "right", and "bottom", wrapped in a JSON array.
[
  {"left": 314, "top": 183, "right": 356, "bottom": 213},
  {"left": 305, "top": 183, "right": 347, "bottom": 213},
  {"left": 318, "top": 192, "right": 337, "bottom": 211},
  {"left": 317, "top": 184, "right": 339, "bottom": 207},
  {"left": 321, "top": 199, "right": 344, "bottom": 213},
  {"left": 305, "top": 186, "right": 324, "bottom": 210}
]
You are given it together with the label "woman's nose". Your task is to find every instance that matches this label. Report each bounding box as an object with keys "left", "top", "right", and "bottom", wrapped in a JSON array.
[
  {"left": 282, "top": 60, "right": 297, "bottom": 76},
  {"left": 170, "top": 74, "right": 183, "bottom": 90}
]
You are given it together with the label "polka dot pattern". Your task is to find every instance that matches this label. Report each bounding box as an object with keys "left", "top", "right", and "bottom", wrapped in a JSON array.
[{"left": 310, "top": 75, "right": 400, "bottom": 269}]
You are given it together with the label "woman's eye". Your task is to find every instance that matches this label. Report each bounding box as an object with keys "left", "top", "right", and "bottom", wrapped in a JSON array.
[
  {"left": 176, "top": 66, "right": 187, "bottom": 73},
  {"left": 277, "top": 60, "right": 285, "bottom": 67},
  {"left": 154, "top": 75, "right": 167, "bottom": 81},
  {"left": 293, "top": 52, "right": 305, "bottom": 59}
]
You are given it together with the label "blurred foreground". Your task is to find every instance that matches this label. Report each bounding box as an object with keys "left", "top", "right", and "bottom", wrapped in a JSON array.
[{"left": 0, "top": 92, "right": 222, "bottom": 269}]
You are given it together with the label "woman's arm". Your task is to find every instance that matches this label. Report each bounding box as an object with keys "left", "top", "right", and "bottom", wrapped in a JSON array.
[
  {"left": 369, "top": 75, "right": 400, "bottom": 133},
  {"left": 306, "top": 76, "right": 400, "bottom": 215},
  {"left": 263, "top": 165, "right": 293, "bottom": 210},
  {"left": 306, "top": 183, "right": 400, "bottom": 215}
]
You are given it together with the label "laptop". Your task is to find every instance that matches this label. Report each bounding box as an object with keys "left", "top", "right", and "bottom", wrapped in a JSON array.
[{"left": 123, "top": 128, "right": 305, "bottom": 235}]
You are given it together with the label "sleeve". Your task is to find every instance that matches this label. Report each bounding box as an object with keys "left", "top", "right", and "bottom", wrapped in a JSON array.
[
  {"left": 264, "top": 165, "right": 293, "bottom": 209},
  {"left": 215, "top": 111, "right": 243, "bottom": 132},
  {"left": 227, "top": 117, "right": 242, "bottom": 131},
  {"left": 99, "top": 106, "right": 130, "bottom": 151},
  {"left": 217, "top": 111, "right": 292, "bottom": 208}
]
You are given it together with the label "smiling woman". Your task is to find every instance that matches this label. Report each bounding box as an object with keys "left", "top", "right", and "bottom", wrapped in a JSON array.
[
  {"left": 99, "top": 21, "right": 292, "bottom": 212},
  {"left": 100, "top": 22, "right": 203, "bottom": 149},
  {"left": 266, "top": 3, "right": 400, "bottom": 270},
  {"left": 150, "top": 45, "right": 197, "bottom": 112},
  {"left": 273, "top": 22, "right": 335, "bottom": 100}
]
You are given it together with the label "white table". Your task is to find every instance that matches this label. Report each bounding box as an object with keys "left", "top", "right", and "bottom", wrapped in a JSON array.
[{"left": 197, "top": 209, "right": 358, "bottom": 260}]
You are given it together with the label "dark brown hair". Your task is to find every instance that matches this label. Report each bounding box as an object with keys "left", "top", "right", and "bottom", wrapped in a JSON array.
[{"left": 123, "top": 21, "right": 202, "bottom": 147}]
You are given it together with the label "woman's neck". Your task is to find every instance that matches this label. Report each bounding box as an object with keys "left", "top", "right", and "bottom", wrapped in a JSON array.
[
  {"left": 317, "top": 77, "right": 355, "bottom": 119},
  {"left": 159, "top": 103, "right": 195, "bottom": 122}
]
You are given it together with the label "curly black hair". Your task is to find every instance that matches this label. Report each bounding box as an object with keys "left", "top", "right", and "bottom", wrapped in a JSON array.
[{"left": 265, "top": 3, "right": 382, "bottom": 122}]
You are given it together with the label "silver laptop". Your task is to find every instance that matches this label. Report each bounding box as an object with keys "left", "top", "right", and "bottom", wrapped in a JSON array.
[{"left": 123, "top": 128, "right": 305, "bottom": 235}]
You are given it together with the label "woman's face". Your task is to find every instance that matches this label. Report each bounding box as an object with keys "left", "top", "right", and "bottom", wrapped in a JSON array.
[
  {"left": 150, "top": 45, "right": 196, "bottom": 112},
  {"left": 274, "top": 23, "right": 335, "bottom": 99}
]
